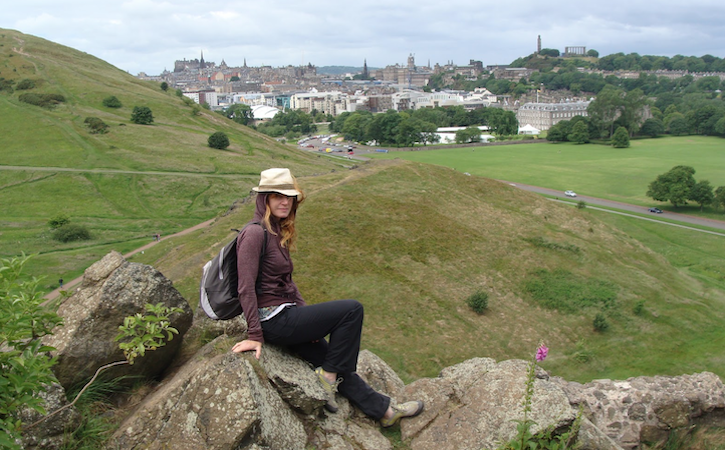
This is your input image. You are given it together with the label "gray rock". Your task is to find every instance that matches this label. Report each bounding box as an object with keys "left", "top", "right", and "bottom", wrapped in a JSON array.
[
  {"left": 18, "top": 382, "right": 82, "bottom": 450},
  {"left": 43, "top": 251, "right": 193, "bottom": 390},
  {"left": 357, "top": 349, "right": 406, "bottom": 398},
  {"left": 111, "top": 337, "right": 389, "bottom": 450},
  {"left": 402, "top": 358, "right": 574, "bottom": 450},
  {"left": 113, "top": 345, "right": 307, "bottom": 450},
  {"left": 557, "top": 371, "right": 725, "bottom": 450}
]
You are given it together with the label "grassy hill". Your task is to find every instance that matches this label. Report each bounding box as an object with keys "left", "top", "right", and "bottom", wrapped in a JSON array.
[
  {"left": 0, "top": 28, "right": 342, "bottom": 285},
  {"left": 130, "top": 160, "right": 725, "bottom": 384}
]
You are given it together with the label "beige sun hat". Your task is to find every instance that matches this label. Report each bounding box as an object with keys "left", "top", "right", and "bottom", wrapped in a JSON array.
[{"left": 252, "top": 168, "right": 301, "bottom": 198}]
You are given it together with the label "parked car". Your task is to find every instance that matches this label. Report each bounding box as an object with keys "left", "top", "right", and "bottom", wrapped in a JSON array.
[
  {"left": 648, "top": 207, "right": 663, "bottom": 213},
  {"left": 564, "top": 190, "right": 577, "bottom": 197}
]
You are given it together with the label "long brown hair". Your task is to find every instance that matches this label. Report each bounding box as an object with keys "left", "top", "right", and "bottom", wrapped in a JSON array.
[{"left": 262, "top": 178, "right": 304, "bottom": 249}]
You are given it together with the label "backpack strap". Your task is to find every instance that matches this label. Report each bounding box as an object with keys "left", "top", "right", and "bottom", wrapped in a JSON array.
[{"left": 244, "top": 222, "right": 267, "bottom": 293}]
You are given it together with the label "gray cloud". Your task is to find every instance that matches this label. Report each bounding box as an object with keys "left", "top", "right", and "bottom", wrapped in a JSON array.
[{"left": 3, "top": 0, "right": 724, "bottom": 74}]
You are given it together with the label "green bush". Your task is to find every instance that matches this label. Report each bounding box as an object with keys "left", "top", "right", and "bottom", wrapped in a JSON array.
[
  {"left": 208, "top": 131, "right": 230, "bottom": 150},
  {"left": 160, "top": 81, "right": 169, "bottom": 91},
  {"left": 84, "top": 117, "right": 109, "bottom": 134},
  {"left": 130, "top": 106, "right": 154, "bottom": 125},
  {"left": 1, "top": 255, "right": 63, "bottom": 449},
  {"left": 18, "top": 93, "right": 65, "bottom": 108},
  {"left": 0, "top": 77, "right": 15, "bottom": 93},
  {"left": 47, "top": 214, "right": 70, "bottom": 229},
  {"left": 52, "top": 224, "right": 91, "bottom": 242},
  {"left": 102, "top": 95, "right": 122, "bottom": 108},
  {"left": 15, "top": 78, "right": 36, "bottom": 90},
  {"left": 633, "top": 300, "right": 645, "bottom": 315},
  {"left": 593, "top": 312, "right": 609, "bottom": 332},
  {"left": 466, "top": 290, "right": 489, "bottom": 314},
  {"left": 576, "top": 200, "right": 587, "bottom": 209}
]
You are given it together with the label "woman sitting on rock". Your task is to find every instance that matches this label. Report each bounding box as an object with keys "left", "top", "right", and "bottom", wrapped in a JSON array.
[{"left": 231, "top": 168, "right": 423, "bottom": 427}]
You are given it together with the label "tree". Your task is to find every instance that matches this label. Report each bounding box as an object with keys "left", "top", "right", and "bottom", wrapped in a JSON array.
[
  {"left": 208, "top": 131, "right": 230, "bottom": 149},
  {"left": 539, "top": 48, "right": 560, "bottom": 57},
  {"left": 455, "top": 126, "right": 482, "bottom": 144},
  {"left": 714, "top": 186, "right": 725, "bottom": 212},
  {"left": 689, "top": 180, "right": 714, "bottom": 211},
  {"left": 646, "top": 165, "right": 696, "bottom": 207},
  {"left": 130, "top": 106, "right": 154, "bottom": 125},
  {"left": 611, "top": 126, "right": 630, "bottom": 148},
  {"left": 223, "top": 104, "right": 254, "bottom": 126},
  {"left": 546, "top": 121, "right": 569, "bottom": 142},
  {"left": 420, "top": 121, "right": 440, "bottom": 146},
  {"left": 587, "top": 49, "right": 599, "bottom": 58},
  {"left": 568, "top": 120, "right": 590, "bottom": 144},
  {"left": 588, "top": 85, "right": 624, "bottom": 138},
  {"left": 160, "top": 82, "right": 169, "bottom": 91},
  {"left": 668, "top": 116, "right": 689, "bottom": 136},
  {"left": 102, "top": 96, "right": 122, "bottom": 108},
  {"left": 639, "top": 118, "right": 665, "bottom": 138}
]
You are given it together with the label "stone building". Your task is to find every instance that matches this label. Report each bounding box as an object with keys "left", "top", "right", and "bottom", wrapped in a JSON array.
[{"left": 516, "top": 101, "right": 591, "bottom": 131}]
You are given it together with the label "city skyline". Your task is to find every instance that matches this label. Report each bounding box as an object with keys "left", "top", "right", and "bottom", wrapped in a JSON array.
[{"left": 3, "top": 0, "right": 725, "bottom": 76}]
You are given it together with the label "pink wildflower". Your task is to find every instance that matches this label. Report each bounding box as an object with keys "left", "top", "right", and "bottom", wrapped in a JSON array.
[{"left": 535, "top": 344, "right": 548, "bottom": 362}]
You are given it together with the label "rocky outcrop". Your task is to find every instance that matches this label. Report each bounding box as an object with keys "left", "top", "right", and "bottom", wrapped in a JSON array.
[
  {"left": 399, "top": 358, "right": 575, "bottom": 450},
  {"left": 553, "top": 372, "right": 725, "bottom": 449},
  {"left": 111, "top": 337, "right": 391, "bottom": 450},
  {"left": 43, "top": 251, "right": 193, "bottom": 390}
]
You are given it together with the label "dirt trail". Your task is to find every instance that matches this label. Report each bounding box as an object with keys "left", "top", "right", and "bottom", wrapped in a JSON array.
[{"left": 43, "top": 218, "right": 216, "bottom": 301}]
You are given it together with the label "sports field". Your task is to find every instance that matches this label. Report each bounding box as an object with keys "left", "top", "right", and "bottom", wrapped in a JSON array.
[{"left": 368, "top": 136, "right": 725, "bottom": 215}]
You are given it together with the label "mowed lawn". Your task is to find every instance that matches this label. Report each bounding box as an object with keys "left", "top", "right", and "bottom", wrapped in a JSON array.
[{"left": 369, "top": 136, "right": 725, "bottom": 211}]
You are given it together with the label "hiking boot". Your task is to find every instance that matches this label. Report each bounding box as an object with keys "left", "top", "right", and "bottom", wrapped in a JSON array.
[
  {"left": 315, "top": 367, "right": 342, "bottom": 413},
  {"left": 380, "top": 400, "right": 425, "bottom": 428}
]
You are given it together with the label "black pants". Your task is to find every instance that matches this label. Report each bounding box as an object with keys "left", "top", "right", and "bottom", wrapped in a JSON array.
[{"left": 261, "top": 299, "right": 391, "bottom": 419}]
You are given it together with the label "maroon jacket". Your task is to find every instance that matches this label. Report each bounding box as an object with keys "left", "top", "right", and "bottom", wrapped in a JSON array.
[{"left": 236, "top": 194, "right": 306, "bottom": 342}]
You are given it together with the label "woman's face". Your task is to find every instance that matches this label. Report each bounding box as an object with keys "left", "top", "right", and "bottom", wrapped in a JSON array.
[{"left": 268, "top": 193, "right": 295, "bottom": 219}]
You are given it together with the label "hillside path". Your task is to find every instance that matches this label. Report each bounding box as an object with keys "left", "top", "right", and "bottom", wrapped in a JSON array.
[
  {"left": 0, "top": 164, "right": 252, "bottom": 179},
  {"left": 43, "top": 218, "right": 216, "bottom": 301}
]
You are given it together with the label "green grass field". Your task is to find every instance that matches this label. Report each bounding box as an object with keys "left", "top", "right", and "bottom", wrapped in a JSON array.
[{"left": 369, "top": 136, "right": 725, "bottom": 217}]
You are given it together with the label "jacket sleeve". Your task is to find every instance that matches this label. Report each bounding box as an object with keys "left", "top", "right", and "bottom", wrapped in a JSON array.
[{"left": 237, "top": 224, "right": 265, "bottom": 343}]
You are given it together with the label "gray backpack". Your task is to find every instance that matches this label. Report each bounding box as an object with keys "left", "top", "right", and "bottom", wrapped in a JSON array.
[{"left": 200, "top": 222, "right": 266, "bottom": 320}]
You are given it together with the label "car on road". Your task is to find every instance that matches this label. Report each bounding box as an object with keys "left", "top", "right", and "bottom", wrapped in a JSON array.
[
  {"left": 648, "top": 207, "right": 663, "bottom": 213},
  {"left": 564, "top": 190, "right": 577, "bottom": 197}
]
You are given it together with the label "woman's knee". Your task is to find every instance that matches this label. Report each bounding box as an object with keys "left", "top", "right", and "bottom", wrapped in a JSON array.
[{"left": 342, "top": 299, "right": 364, "bottom": 317}]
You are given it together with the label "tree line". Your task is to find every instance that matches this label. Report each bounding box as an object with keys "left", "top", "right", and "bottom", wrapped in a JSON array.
[
  {"left": 328, "top": 106, "right": 518, "bottom": 146},
  {"left": 647, "top": 166, "right": 725, "bottom": 212},
  {"left": 546, "top": 86, "right": 725, "bottom": 143}
]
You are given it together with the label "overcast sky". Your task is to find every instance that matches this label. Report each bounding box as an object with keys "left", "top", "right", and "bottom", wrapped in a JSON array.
[{"left": 3, "top": 0, "right": 725, "bottom": 75}]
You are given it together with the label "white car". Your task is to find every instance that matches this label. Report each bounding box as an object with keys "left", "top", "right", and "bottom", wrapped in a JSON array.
[{"left": 564, "top": 190, "right": 577, "bottom": 197}]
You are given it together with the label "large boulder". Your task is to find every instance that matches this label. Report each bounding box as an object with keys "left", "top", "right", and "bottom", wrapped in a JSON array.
[
  {"left": 400, "top": 358, "right": 575, "bottom": 450},
  {"left": 111, "top": 336, "right": 391, "bottom": 450},
  {"left": 553, "top": 372, "right": 725, "bottom": 449},
  {"left": 43, "top": 251, "right": 193, "bottom": 390}
]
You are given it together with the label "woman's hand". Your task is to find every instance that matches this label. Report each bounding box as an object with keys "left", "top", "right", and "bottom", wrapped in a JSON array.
[{"left": 231, "top": 339, "right": 263, "bottom": 360}]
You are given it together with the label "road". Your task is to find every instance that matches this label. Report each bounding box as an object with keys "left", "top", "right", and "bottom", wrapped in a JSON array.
[{"left": 504, "top": 181, "right": 725, "bottom": 234}]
